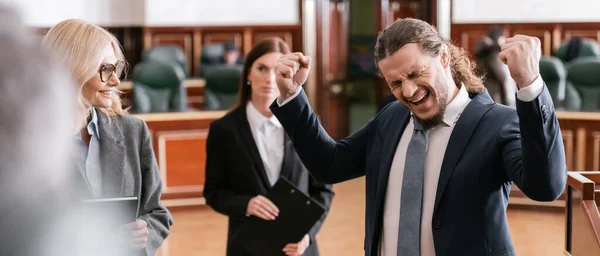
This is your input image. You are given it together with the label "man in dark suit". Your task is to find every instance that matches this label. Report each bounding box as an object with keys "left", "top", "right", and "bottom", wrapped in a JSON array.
[{"left": 270, "top": 18, "right": 566, "bottom": 256}]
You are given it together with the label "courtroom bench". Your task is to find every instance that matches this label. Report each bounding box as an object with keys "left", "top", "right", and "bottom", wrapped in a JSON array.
[
  {"left": 136, "top": 109, "right": 600, "bottom": 208},
  {"left": 134, "top": 110, "right": 227, "bottom": 207}
]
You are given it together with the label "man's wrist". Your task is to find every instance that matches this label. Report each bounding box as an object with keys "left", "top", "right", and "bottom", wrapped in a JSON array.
[
  {"left": 283, "top": 88, "right": 299, "bottom": 101},
  {"left": 516, "top": 74, "right": 539, "bottom": 89}
]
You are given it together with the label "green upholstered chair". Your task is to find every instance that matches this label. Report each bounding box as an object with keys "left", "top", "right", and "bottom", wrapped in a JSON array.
[
  {"left": 142, "top": 45, "right": 188, "bottom": 77},
  {"left": 200, "top": 44, "right": 224, "bottom": 77},
  {"left": 538, "top": 56, "right": 582, "bottom": 110},
  {"left": 203, "top": 65, "right": 243, "bottom": 111},
  {"left": 566, "top": 57, "right": 600, "bottom": 111},
  {"left": 555, "top": 38, "right": 600, "bottom": 63},
  {"left": 131, "top": 60, "right": 187, "bottom": 113},
  {"left": 539, "top": 56, "right": 566, "bottom": 102},
  {"left": 199, "top": 43, "right": 244, "bottom": 77}
]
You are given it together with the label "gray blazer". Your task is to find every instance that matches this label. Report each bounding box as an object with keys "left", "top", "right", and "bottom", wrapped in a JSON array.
[{"left": 77, "top": 110, "right": 174, "bottom": 255}]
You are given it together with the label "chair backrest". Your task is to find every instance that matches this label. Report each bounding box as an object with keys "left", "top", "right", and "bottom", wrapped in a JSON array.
[
  {"left": 201, "top": 44, "right": 225, "bottom": 64},
  {"left": 143, "top": 45, "right": 188, "bottom": 77},
  {"left": 566, "top": 57, "right": 600, "bottom": 111},
  {"left": 555, "top": 38, "right": 600, "bottom": 63},
  {"left": 204, "top": 65, "right": 243, "bottom": 110},
  {"left": 539, "top": 56, "right": 566, "bottom": 102},
  {"left": 199, "top": 43, "right": 245, "bottom": 77},
  {"left": 200, "top": 44, "right": 224, "bottom": 77},
  {"left": 564, "top": 81, "right": 583, "bottom": 111},
  {"left": 131, "top": 60, "right": 187, "bottom": 113}
]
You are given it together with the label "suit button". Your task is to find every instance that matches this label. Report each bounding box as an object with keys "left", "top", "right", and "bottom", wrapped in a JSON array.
[
  {"left": 433, "top": 224, "right": 440, "bottom": 229},
  {"left": 541, "top": 104, "right": 547, "bottom": 111}
]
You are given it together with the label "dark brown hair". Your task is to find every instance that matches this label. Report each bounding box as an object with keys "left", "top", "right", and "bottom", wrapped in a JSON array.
[
  {"left": 374, "top": 18, "right": 484, "bottom": 94},
  {"left": 235, "top": 37, "right": 291, "bottom": 107}
]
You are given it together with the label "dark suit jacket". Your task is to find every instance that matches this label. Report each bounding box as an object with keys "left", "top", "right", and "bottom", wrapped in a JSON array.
[
  {"left": 73, "top": 111, "right": 174, "bottom": 256},
  {"left": 204, "top": 106, "right": 334, "bottom": 256},
  {"left": 270, "top": 86, "right": 567, "bottom": 256}
]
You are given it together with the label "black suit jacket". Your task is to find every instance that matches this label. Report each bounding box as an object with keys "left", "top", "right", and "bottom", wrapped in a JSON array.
[
  {"left": 204, "top": 106, "right": 334, "bottom": 256},
  {"left": 270, "top": 86, "right": 567, "bottom": 256}
]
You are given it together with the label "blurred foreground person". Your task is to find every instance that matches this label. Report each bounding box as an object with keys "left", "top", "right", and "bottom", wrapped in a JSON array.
[{"left": 0, "top": 3, "right": 80, "bottom": 255}]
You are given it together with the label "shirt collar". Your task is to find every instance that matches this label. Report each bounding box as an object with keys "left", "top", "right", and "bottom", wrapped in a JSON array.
[
  {"left": 441, "top": 83, "right": 471, "bottom": 127},
  {"left": 87, "top": 108, "right": 101, "bottom": 138},
  {"left": 246, "top": 101, "right": 282, "bottom": 130}
]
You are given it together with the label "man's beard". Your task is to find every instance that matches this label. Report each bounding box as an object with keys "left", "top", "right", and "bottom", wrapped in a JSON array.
[{"left": 414, "top": 75, "right": 448, "bottom": 130}]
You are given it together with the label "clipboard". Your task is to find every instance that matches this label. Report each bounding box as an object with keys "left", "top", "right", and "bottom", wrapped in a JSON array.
[
  {"left": 81, "top": 196, "right": 139, "bottom": 228},
  {"left": 231, "top": 177, "right": 325, "bottom": 256}
]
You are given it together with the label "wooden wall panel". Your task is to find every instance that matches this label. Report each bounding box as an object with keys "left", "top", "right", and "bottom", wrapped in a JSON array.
[
  {"left": 143, "top": 25, "right": 303, "bottom": 77},
  {"left": 451, "top": 22, "right": 600, "bottom": 56},
  {"left": 251, "top": 25, "right": 304, "bottom": 53},
  {"left": 450, "top": 23, "right": 500, "bottom": 53},
  {"left": 203, "top": 32, "right": 243, "bottom": 46},
  {"left": 253, "top": 32, "right": 294, "bottom": 49},
  {"left": 145, "top": 32, "right": 194, "bottom": 74},
  {"left": 511, "top": 24, "right": 554, "bottom": 56},
  {"left": 561, "top": 23, "right": 600, "bottom": 44}
]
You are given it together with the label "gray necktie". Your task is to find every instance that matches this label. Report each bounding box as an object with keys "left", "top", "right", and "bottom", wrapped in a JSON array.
[{"left": 397, "top": 117, "right": 427, "bottom": 255}]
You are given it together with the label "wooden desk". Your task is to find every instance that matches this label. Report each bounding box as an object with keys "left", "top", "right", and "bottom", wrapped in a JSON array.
[
  {"left": 119, "top": 79, "right": 206, "bottom": 109},
  {"left": 556, "top": 111, "right": 600, "bottom": 172},
  {"left": 134, "top": 110, "right": 227, "bottom": 207},
  {"left": 510, "top": 111, "right": 600, "bottom": 208}
]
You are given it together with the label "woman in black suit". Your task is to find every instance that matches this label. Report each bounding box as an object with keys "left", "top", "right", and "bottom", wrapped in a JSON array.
[{"left": 204, "top": 38, "right": 334, "bottom": 256}]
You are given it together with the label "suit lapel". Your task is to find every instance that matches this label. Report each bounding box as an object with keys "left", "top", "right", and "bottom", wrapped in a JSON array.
[
  {"left": 97, "top": 110, "right": 126, "bottom": 197},
  {"left": 433, "top": 90, "right": 495, "bottom": 213},
  {"left": 375, "top": 107, "right": 410, "bottom": 213},
  {"left": 234, "top": 108, "right": 271, "bottom": 190}
]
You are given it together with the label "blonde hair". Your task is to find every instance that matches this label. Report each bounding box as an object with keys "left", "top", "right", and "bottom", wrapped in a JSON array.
[{"left": 42, "top": 19, "right": 127, "bottom": 130}]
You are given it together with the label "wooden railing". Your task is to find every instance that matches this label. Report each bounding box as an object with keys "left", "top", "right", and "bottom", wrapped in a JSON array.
[{"left": 565, "top": 171, "right": 600, "bottom": 255}]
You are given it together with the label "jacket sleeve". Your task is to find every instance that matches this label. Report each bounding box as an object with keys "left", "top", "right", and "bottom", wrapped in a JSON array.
[
  {"left": 138, "top": 120, "right": 174, "bottom": 256},
  {"left": 203, "top": 122, "right": 253, "bottom": 218},
  {"left": 306, "top": 175, "right": 334, "bottom": 244},
  {"left": 500, "top": 84, "right": 567, "bottom": 201},
  {"left": 270, "top": 90, "right": 373, "bottom": 184}
]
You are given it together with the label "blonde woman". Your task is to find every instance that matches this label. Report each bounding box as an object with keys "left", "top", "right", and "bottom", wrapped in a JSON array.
[{"left": 42, "top": 19, "right": 173, "bottom": 255}]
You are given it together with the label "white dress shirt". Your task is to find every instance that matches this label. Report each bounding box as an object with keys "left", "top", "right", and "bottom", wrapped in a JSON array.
[
  {"left": 246, "top": 101, "right": 285, "bottom": 186},
  {"left": 278, "top": 76, "right": 545, "bottom": 256}
]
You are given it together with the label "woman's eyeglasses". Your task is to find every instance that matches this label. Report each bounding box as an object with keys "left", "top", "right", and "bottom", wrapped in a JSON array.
[{"left": 99, "top": 60, "right": 125, "bottom": 82}]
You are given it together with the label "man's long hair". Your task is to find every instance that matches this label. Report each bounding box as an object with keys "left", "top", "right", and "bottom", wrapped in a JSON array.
[{"left": 374, "top": 18, "right": 485, "bottom": 94}]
